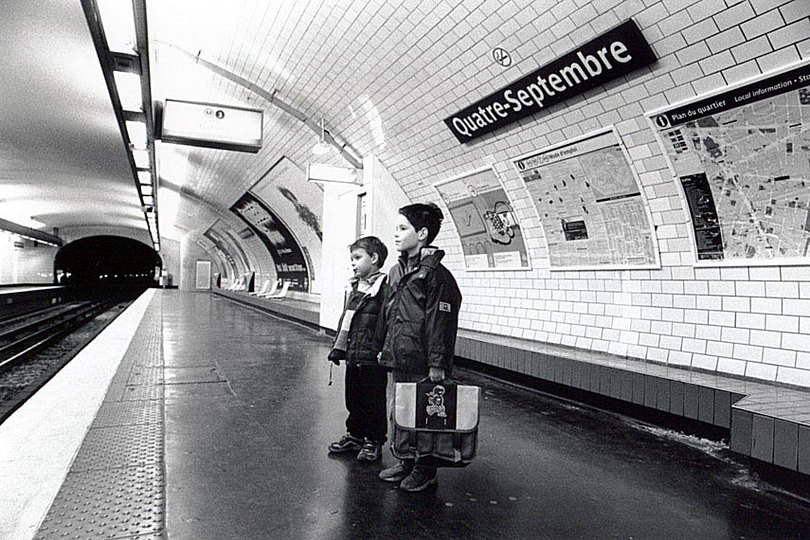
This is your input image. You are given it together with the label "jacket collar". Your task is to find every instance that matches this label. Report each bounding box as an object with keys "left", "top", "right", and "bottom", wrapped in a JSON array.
[
  {"left": 398, "top": 246, "right": 444, "bottom": 273},
  {"left": 348, "top": 270, "right": 384, "bottom": 289}
]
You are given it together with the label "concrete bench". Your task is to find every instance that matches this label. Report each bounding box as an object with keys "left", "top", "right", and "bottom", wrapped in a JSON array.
[{"left": 454, "top": 329, "right": 810, "bottom": 476}]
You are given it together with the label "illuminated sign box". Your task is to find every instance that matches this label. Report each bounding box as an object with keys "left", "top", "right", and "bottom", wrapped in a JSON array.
[
  {"left": 307, "top": 163, "right": 361, "bottom": 185},
  {"left": 160, "top": 99, "right": 263, "bottom": 153}
]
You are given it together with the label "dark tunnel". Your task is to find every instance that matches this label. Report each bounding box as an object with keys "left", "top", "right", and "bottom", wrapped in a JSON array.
[{"left": 55, "top": 235, "right": 161, "bottom": 292}]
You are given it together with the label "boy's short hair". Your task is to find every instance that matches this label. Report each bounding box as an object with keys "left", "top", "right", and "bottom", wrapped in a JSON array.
[
  {"left": 399, "top": 202, "right": 444, "bottom": 245},
  {"left": 350, "top": 236, "right": 388, "bottom": 267}
]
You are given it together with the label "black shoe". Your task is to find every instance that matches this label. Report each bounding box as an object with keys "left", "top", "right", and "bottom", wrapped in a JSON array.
[
  {"left": 328, "top": 434, "right": 362, "bottom": 453},
  {"left": 379, "top": 461, "right": 412, "bottom": 482},
  {"left": 357, "top": 440, "right": 382, "bottom": 462},
  {"left": 400, "top": 465, "right": 438, "bottom": 492}
]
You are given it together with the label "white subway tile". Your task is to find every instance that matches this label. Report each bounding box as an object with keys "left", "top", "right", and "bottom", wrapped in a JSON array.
[
  {"left": 682, "top": 337, "right": 707, "bottom": 354},
  {"left": 692, "top": 354, "right": 719, "bottom": 370},
  {"left": 735, "top": 281, "right": 766, "bottom": 297},
  {"left": 751, "top": 297, "right": 782, "bottom": 314},
  {"left": 696, "top": 324, "right": 722, "bottom": 340},
  {"left": 722, "top": 326, "right": 750, "bottom": 344},
  {"left": 731, "top": 35, "right": 773, "bottom": 63},
  {"left": 647, "top": 347, "right": 670, "bottom": 362},
  {"left": 781, "top": 265, "right": 810, "bottom": 281},
  {"left": 723, "top": 296, "right": 751, "bottom": 312},
  {"left": 762, "top": 347, "right": 797, "bottom": 367},
  {"left": 776, "top": 366, "right": 810, "bottom": 388},
  {"left": 709, "top": 280, "right": 736, "bottom": 295},
  {"left": 734, "top": 343, "right": 764, "bottom": 362},
  {"left": 780, "top": 0, "right": 810, "bottom": 24},
  {"left": 707, "top": 340, "right": 734, "bottom": 357},
  {"left": 756, "top": 46, "right": 801, "bottom": 70},
  {"left": 714, "top": 1, "right": 756, "bottom": 30},
  {"left": 765, "top": 314, "right": 800, "bottom": 332},
  {"left": 736, "top": 312, "right": 766, "bottom": 329},
  {"left": 749, "top": 329, "right": 783, "bottom": 348},
  {"left": 769, "top": 18, "right": 810, "bottom": 50},
  {"left": 783, "top": 332, "right": 810, "bottom": 351},
  {"left": 766, "top": 281, "right": 800, "bottom": 298},
  {"left": 745, "top": 362, "right": 778, "bottom": 382},
  {"left": 669, "top": 350, "right": 693, "bottom": 366},
  {"left": 740, "top": 7, "right": 785, "bottom": 39},
  {"left": 717, "top": 357, "right": 747, "bottom": 376},
  {"left": 749, "top": 266, "right": 782, "bottom": 280}
]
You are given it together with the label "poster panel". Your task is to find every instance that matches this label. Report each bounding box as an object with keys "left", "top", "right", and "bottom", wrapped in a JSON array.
[
  {"left": 513, "top": 128, "right": 659, "bottom": 270},
  {"left": 433, "top": 167, "right": 530, "bottom": 271},
  {"left": 230, "top": 192, "right": 309, "bottom": 291},
  {"left": 648, "top": 60, "right": 810, "bottom": 265},
  {"left": 204, "top": 224, "right": 242, "bottom": 276}
]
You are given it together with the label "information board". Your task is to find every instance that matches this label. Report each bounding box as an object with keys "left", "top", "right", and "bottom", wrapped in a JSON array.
[
  {"left": 433, "top": 167, "right": 530, "bottom": 270},
  {"left": 649, "top": 60, "right": 810, "bottom": 264},
  {"left": 513, "top": 128, "right": 659, "bottom": 269}
]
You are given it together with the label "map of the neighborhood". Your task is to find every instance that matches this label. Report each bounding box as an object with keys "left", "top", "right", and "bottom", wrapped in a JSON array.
[
  {"left": 514, "top": 130, "right": 658, "bottom": 269},
  {"left": 653, "top": 62, "right": 810, "bottom": 261},
  {"left": 434, "top": 168, "right": 529, "bottom": 270}
]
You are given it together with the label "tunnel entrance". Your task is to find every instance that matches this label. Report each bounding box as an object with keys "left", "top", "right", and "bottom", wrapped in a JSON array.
[{"left": 55, "top": 235, "right": 161, "bottom": 292}]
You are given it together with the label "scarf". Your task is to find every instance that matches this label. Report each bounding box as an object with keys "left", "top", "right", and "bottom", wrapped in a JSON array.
[{"left": 332, "top": 272, "right": 385, "bottom": 354}]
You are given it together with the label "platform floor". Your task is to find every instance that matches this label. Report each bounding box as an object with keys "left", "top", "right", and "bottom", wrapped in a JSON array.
[{"left": 4, "top": 289, "right": 810, "bottom": 539}]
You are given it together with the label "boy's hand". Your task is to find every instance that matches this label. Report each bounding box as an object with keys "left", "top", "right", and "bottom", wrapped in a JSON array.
[
  {"left": 428, "top": 367, "right": 445, "bottom": 382},
  {"left": 328, "top": 349, "right": 344, "bottom": 365}
]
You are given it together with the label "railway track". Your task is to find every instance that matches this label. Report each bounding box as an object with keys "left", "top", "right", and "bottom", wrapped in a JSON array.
[{"left": 0, "top": 297, "right": 136, "bottom": 423}]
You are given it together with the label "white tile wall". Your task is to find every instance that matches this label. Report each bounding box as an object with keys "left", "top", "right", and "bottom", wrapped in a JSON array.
[{"left": 162, "top": 0, "right": 810, "bottom": 387}]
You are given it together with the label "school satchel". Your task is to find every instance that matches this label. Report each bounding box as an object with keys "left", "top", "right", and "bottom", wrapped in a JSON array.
[{"left": 392, "top": 378, "right": 481, "bottom": 467}]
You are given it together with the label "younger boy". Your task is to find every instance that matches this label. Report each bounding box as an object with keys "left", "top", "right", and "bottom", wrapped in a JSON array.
[
  {"left": 327, "top": 236, "right": 389, "bottom": 462},
  {"left": 377, "top": 202, "right": 462, "bottom": 492}
]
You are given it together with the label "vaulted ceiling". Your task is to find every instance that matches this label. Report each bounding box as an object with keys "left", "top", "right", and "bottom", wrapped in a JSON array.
[{"left": 3, "top": 0, "right": 521, "bottom": 250}]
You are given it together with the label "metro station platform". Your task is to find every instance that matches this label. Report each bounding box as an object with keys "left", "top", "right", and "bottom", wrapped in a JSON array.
[{"left": 3, "top": 289, "right": 810, "bottom": 539}]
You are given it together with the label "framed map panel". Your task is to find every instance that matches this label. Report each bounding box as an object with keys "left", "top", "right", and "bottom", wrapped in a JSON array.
[
  {"left": 433, "top": 166, "right": 530, "bottom": 271},
  {"left": 513, "top": 128, "right": 659, "bottom": 270},
  {"left": 648, "top": 60, "right": 810, "bottom": 265}
]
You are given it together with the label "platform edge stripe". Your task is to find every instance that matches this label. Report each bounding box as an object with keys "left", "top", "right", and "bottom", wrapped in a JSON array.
[{"left": 0, "top": 288, "right": 156, "bottom": 540}]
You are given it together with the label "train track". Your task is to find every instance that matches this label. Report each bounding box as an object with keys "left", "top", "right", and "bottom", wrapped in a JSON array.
[{"left": 0, "top": 298, "right": 135, "bottom": 424}]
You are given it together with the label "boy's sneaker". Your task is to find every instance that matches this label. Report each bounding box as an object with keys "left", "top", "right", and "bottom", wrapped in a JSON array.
[
  {"left": 378, "top": 461, "right": 412, "bottom": 482},
  {"left": 400, "top": 465, "right": 438, "bottom": 492},
  {"left": 357, "top": 440, "right": 381, "bottom": 462},
  {"left": 328, "top": 434, "right": 362, "bottom": 453}
]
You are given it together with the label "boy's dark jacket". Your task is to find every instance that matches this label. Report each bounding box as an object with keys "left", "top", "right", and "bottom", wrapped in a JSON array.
[
  {"left": 377, "top": 247, "right": 462, "bottom": 375},
  {"left": 331, "top": 274, "right": 387, "bottom": 366}
]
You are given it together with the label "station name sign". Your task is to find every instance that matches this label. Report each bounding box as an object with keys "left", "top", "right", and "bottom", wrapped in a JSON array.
[{"left": 444, "top": 20, "right": 656, "bottom": 143}]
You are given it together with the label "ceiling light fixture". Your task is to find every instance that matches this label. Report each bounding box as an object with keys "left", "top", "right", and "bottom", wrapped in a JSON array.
[
  {"left": 82, "top": 0, "right": 160, "bottom": 252},
  {"left": 312, "top": 117, "right": 333, "bottom": 155}
]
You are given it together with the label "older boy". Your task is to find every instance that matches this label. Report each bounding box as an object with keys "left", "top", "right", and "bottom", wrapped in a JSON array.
[
  {"left": 328, "top": 236, "right": 389, "bottom": 462},
  {"left": 377, "top": 202, "right": 462, "bottom": 492}
]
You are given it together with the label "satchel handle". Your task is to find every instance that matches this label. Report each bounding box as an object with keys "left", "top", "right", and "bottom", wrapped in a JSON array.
[{"left": 419, "top": 376, "right": 455, "bottom": 385}]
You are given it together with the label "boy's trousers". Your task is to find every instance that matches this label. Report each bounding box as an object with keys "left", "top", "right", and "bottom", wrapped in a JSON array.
[{"left": 345, "top": 364, "right": 388, "bottom": 443}]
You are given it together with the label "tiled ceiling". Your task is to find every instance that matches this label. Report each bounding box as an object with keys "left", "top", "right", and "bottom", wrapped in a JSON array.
[{"left": 2, "top": 0, "right": 547, "bottom": 246}]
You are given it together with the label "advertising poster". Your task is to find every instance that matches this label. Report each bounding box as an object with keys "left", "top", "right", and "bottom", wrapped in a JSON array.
[
  {"left": 513, "top": 128, "right": 659, "bottom": 270},
  {"left": 203, "top": 226, "right": 239, "bottom": 276},
  {"left": 434, "top": 167, "right": 530, "bottom": 271},
  {"left": 230, "top": 192, "right": 309, "bottom": 290},
  {"left": 249, "top": 156, "right": 323, "bottom": 275},
  {"left": 649, "top": 60, "right": 810, "bottom": 264}
]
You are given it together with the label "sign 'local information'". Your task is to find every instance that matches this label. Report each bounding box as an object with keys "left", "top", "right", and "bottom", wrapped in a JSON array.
[{"left": 444, "top": 20, "right": 656, "bottom": 143}]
